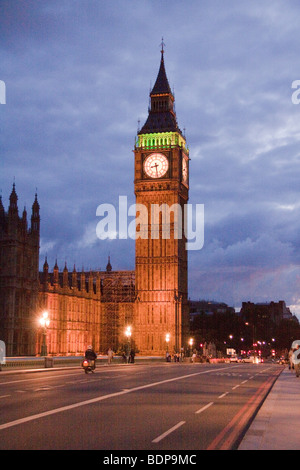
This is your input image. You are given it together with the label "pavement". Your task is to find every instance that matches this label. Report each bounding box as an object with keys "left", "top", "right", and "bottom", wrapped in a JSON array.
[{"left": 238, "top": 366, "right": 300, "bottom": 450}]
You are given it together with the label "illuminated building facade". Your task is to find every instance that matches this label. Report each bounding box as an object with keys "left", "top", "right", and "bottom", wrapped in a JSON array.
[
  {"left": 39, "top": 259, "right": 135, "bottom": 356},
  {"left": 0, "top": 48, "right": 189, "bottom": 356}
]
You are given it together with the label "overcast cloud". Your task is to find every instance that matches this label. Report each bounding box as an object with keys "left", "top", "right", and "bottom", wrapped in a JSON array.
[{"left": 1, "top": 0, "right": 300, "bottom": 317}]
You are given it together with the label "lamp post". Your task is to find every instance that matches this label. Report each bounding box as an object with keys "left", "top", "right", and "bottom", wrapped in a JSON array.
[
  {"left": 125, "top": 326, "right": 132, "bottom": 363},
  {"left": 189, "top": 338, "right": 194, "bottom": 357},
  {"left": 165, "top": 333, "right": 170, "bottom": 361},
  {"left": 165, "top": 333, "right": 170, "bottom": 352},
  {"left": 245, "top": 322, "right": 255, "bottom": 349},
  {"left": 39, "top": 311, "right": 50, "bottom": 356}
]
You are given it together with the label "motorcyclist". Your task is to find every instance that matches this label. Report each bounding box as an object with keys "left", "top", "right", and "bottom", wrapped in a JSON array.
[{"left": 84, "top": 345, "right": 97, "bottom": 370}]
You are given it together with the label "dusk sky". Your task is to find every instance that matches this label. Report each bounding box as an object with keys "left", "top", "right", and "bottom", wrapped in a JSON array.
[{"left": 2, "top": 0, "right": 300, "bottom": 317}]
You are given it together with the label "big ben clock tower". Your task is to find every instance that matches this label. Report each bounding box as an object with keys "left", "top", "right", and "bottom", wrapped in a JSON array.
[{"left": 134, "top": 44, "right": 190, "bottom": 355}]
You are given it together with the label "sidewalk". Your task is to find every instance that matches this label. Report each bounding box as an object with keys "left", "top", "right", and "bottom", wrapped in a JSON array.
[{"left": 239, "top": 367, "right": 300, "bottom": 450}]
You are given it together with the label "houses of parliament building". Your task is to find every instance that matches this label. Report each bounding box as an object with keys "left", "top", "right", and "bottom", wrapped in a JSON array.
[{"left": 0, "top": 48, "right": 190, "bottom": 357}]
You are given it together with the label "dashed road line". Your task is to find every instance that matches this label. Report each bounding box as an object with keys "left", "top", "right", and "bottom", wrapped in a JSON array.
[
  {"left": 195, "top": 402, "right": 214, "bottom": 414},
  {"left": 152, "top": 421, "right": 186, "bottom": 443},
  {"left": 218, "top": 392, "right": 229, "bottom": 399},
  {"left": 232, "top": 384, "right": 240, "bottom": 390}
]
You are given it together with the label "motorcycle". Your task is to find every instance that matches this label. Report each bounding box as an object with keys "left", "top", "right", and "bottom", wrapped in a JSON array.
[{"left": 81, "top": 358, "right": 95, "bottom": 374}]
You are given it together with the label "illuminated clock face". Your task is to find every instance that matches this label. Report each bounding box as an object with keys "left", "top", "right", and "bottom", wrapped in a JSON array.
[
  {"left": 182, "top": 157, "right": 188, "bottom": 183},
  {"left": 144, "top": 153, "right": 169, "bottom": 178}
]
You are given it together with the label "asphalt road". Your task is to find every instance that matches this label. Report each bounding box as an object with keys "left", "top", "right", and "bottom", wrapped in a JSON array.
[{"left": 0, "top": 362, "right": 282, "bottom": 451}]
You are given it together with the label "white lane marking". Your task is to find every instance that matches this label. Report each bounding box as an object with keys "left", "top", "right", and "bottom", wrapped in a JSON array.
[
  {"left": 0, "top": 368, "right": 147, "bottom": 387},
  {"left": 232, "top": 384, "right": 240, "bottom": 390},
  {"left": 0, "top": 372, "right": 81, "bottom": 386},
  {"left": 0, "top": 365, "right": 235, "bottom": 431},
  {"left": 0, "top": 395, "right": 10, "bottom": 399},
  {"left": 152, "top": 421, "right": 186, "bottom": 443},
  {"left": 195, "top": 402, "right": 214, "bottom": 414},
  {"left": 218, "top": 392, "right": 229, "bottom": 399},
  {"left": 34, "top": 386, "right": 52, "bottom": 392}
]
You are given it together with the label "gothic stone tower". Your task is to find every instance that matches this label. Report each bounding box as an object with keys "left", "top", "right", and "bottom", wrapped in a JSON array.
[
  {"left": 0, "top": 185, "right": 40, "bottom": 356},
  {"left": 134, "top": 47, "right": 190, "bottom": 355}
]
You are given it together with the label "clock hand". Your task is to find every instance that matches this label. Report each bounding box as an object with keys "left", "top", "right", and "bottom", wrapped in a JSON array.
[{"left": 151, "top": 163, "right": 159, "bottom": 176}]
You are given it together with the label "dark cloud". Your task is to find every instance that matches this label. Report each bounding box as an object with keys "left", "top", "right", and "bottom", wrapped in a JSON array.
[{"left": 2, "top": 0, "right": 300, "bottom": 318}]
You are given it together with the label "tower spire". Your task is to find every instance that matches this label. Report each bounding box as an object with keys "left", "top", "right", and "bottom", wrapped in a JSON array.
[
  {"left": 150, "top": 44, "right": 172, "bottom": 96},
  {"left": 160, "top": 37, "right": 165, "bottom": 56},
  {"left": 139, "top": 43, "right": 181, "bottom": 135}
]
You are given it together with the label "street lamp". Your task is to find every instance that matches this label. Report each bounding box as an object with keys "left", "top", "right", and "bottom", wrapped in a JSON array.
[
  {"left": 39, "top": 311, "right": 50, "bottom": 356},
  {"left": 189, "top": 338, "right": 194, "bottom": 356},
  {"left": 165, "top": 333, "right": 170, "bottom": 352},
  {"left": 125, "top": 326, "right": 132, "bottom": 363}
]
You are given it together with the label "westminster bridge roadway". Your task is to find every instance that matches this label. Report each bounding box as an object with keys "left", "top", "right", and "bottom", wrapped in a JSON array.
[{"left": 0, "top": 362, "right": 282, "bottom": 450}]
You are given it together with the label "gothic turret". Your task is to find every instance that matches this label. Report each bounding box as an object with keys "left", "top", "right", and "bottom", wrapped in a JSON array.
[
  {"left": 7, "top": 183, "right": 19, "bottom": 235},
  {"left": 8, "top": 183, "right": 18, "bottom": 216},
  {"left": 63, "top": 262, "right": 69, "bottom": 288},
  {"left": 53, "top": 259, "right": 59, "bottom": 285},
  {"left": 31, "top": 192, "right": 40, "bottom": 234},
  {"left": 0, "top": 196, "right": 5, "bottom": 227},
  {"left": 43, "top": 256, "right": 49, "bottom": 287},
  {"left": 106, "top": 255, "right": 112, "bottom": 273},
  {"left": 88, "top": 269, "right": 94, "bottom": 294},
  {"left": 72, "top": 265, "right": 77, "bottom": 289},
  {"left": 80, "top": 268, "right": 86, "bottom": 292}
]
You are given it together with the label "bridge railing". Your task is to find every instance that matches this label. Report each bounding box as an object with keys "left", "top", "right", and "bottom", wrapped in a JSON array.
[{"left": 0, "top": 355, "right": 165, "bottom": 371}]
